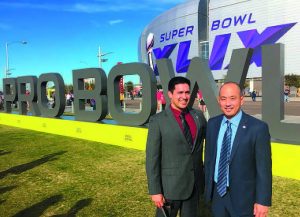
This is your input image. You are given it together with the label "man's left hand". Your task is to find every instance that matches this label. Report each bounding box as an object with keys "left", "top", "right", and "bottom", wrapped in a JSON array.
[{"left": 253, "top": 203, "right": 269, "bottom": 217}]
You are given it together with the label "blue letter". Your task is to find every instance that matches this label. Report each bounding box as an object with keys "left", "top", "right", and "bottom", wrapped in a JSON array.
[
  {"left": 238, "top": 22, "right": 296, "bottom": 67},
  {"left": 209, "top": 33, "right": 231, "bottom": 70},
  {"left": 160, "top": 34, "right": 165, "bottom": 43},
  {"left": 172, "top": 29, "right": 178, "bottom": 39},
  {"left": 222, "top": 18, "right": 232, "bottom": 28},
  {"left": 234, "top": 14, "right": 247, "bottom": 26},
  {"left": 186, "top": 25, "right": 194, "bottom": 35},
  {"left": 178, "top": 27, "right": 185, "bottom": 37},
  {"left": 248, "top": 13, "right": 256, "bottom": 24},
  {"left": 211, "top": 20, "right": 220, "bottom": 31},
  {"left": 152, "top": 43, "right": 177, "bottom": 75}
]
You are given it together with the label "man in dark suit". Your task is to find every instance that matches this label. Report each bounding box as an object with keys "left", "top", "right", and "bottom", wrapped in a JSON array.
[
  {"left": 146, "top": 77, "right": 207, "bottom": 217},
  {"left": 204, "top": 82, "right": 272, "bottom": 217}
]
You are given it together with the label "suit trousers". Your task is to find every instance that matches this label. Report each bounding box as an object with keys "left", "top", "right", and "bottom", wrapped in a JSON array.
[
  {"left": 156, "top": 186, "right": 200, "bottom": 217},
  {"left": 211, "top": 183, "right": 254, "bottom": 217}
]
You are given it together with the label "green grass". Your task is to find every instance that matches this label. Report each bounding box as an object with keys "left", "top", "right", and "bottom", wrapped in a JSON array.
[
  {"left": 0, "top": 125, "right": 152, "bottom": 217},
  {"left": 0, "top": 125, "right": 299, "bottom": 217}
]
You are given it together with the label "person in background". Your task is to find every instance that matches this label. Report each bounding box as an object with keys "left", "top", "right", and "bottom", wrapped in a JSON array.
[
  {"left": 156, "top": 89, "right": 163, "bottom": 111},
  {"left": 66, "top": 92, "right": 72, "bottom": 106},
  {"left": 284, "top": 88, "right": 290, "bottom": 102},
  {"left": 51, "top": 92, "right": 56, "bottom": 108},
  {"left": 130, "top": 90, "right": 135, "bottom": 100},
  {"left": 160, "top": 89, "right": 166, "bottom": 110},
  {"left": 120, "top": 93, "right": 124, "bottom": 107},
  {"left": 251, "top": 90, "right": 257, "bottom": 101},
  {"left": 197, "top": 90, "right": 206, "bottom": 112},
  {"left": 90, "top": 98, "right": 96, "bottom": 110}
]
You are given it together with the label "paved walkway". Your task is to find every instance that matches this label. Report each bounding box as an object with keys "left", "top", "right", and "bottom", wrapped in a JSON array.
[
  {"left": 64, "top": 97, "right": 300, "bottom": 123},
  {"left": 243, "top": 96, "right": 300, "bottom": 101}
]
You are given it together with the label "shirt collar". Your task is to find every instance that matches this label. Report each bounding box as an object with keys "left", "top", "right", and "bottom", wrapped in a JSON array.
[
  {"left": 222, "top": 109, "right": 243, "bottom": 127},
  {"left": 170, "top": 105, "right": 189, "bottom": 117}
]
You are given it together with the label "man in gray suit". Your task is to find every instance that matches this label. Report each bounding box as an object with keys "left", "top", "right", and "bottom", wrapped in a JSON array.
[
  {"left": 204, "top": 82, "right": 272, "bottom": 217},
  {"left": 146, "top": 77, "right": 207, "bottom": 217}
]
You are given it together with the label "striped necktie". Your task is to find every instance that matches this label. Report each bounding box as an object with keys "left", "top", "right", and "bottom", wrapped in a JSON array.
[
  {"left": 217, "top": 120, "right": 232, "bottom": 197},
  {"left": 179, "top": 112, "right": 193, "bottom": 149}
]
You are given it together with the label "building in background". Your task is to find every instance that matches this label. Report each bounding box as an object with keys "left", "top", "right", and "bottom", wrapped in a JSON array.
[{"left": 139, "top": 0, "right": 300, "bottom": 95}]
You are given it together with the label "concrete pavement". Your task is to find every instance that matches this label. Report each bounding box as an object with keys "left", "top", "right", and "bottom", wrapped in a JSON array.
[{"left": 64, "top": 96, "right": 300, "bottom": 123}]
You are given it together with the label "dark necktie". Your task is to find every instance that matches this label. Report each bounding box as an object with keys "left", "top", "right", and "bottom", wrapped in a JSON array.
[
  {"left": 217, "top": 120, "right": 232, "bottom": 197},
  {"left": 179, "top": 112, "right": 193, "bottom": 149}
]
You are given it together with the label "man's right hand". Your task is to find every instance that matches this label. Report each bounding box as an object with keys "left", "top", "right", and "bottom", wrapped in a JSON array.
[{"left": 151, "top": 194, "right": 165, "bottom": 208}]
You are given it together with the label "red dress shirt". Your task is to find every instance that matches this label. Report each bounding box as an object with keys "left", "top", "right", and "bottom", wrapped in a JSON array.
[{"left": 170, "top": 105, "right": 197, "bottom": 143}]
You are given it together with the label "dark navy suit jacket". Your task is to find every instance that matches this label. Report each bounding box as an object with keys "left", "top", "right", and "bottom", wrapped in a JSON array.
[{"left": 204, "top": 111, "right": 272, "bottom": 216}]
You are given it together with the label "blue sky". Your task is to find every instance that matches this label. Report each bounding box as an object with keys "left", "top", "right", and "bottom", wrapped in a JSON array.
[{"left": 0, "top": 0, "right": 186, "bottom": 89}]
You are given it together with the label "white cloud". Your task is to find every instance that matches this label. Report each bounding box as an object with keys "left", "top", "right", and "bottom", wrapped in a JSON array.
[
  {"left": 0, "top": 2, "right": 61, "bottom": 11},
  {"left": 108, "top": 19, "right": 124, "bottom": 25},
  {"left": 0, "top": 0, "right": 188, "bottom": 13},
  {"left": 68, "top": 3, "right": 157, "bottom": 13}
]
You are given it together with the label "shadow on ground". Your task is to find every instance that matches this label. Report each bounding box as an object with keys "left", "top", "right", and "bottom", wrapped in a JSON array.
[
  {"left": 0, "top": 185, "right": 17, "bottom": 194},
  {"left": 0, "top": 150, "right": 12, "bottom": 156},
  {"left": 11, "top": 195, "right": 93, "bottom": 217},
  {"left": 0, "top": 151, "right": 67, "bottom": 179},
  {"left": 51, "top": 198, "right": 93, "bottom": 217},
  {"left": 12, "top": 194, "right": 63, "bottom": 217}
]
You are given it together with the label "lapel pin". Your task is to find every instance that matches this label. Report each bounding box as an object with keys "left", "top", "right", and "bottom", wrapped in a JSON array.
[{"left": 243, "top": 125, "right": 246, "bottom": 129}]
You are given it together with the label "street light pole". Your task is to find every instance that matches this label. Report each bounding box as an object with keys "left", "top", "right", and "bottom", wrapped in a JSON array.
[
  {"left": 5, "top": 42, "right": 9, "bottom": 78},
  {"left": 97, "top": 46, "right": 113, "bottom": 68},
  {"left": 5, "top": 40, "right": 27, "bottom": 78},
  {"left": 98, "top": 46, "right": 102, "bottom": 68}
]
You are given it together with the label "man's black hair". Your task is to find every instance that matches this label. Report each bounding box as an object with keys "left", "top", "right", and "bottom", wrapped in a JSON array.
[{"left": 168, "top": 76, "right": 190, "bottom": 93}]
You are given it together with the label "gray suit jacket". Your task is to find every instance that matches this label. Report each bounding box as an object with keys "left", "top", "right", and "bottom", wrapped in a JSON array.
[
  {"left": 204, "top": 112, "right": 272, "bottom": 216},
  {"left": 146, "top": 107, "right": 207, "bottom": 200}
]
